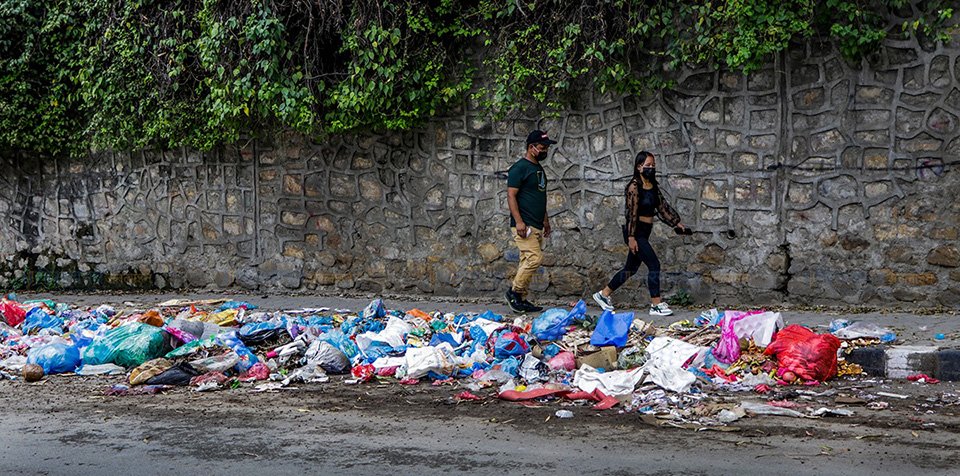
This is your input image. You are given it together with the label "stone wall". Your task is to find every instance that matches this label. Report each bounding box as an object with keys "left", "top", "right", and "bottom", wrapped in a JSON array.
[{"left": 2, "top": 36, "right": 959, "bottom": 307}]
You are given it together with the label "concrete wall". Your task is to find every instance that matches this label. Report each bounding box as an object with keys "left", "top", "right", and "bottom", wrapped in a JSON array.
[{"left": 2, "top": 37, "right": 959, "bottom": 307}]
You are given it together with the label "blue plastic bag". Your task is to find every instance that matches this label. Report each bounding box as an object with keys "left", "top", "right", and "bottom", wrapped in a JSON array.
[
  {"left": 542, "top": 343, "right": 562, "bottom": 359},
  {"left": 494, "top": 332, "right": 529, "bottom": 359},
  {"left": 23, "top": 308, "right": 63, "bottom": 335},
  {"left": 361, "top": 299, "right": 386, "bottom": 319},
  {"left": 567, "top": 299, "right": 587, "bottom": 322},
  {"left": 429, "top": 332, "right": 462, "bottom": 348},
  {"left": 531, "top": 309, "right": 569, "bottom": 341},
  {"left": 217, "top": 331, "right": 259, "bottom": 372},
  {"left": 478, "top": 310, "right": 503, "bottom": 322},
  {"left": 590, "top": 310, "right": 635, "bottom": 347},
  {"left": 319, "top": 329, "right": 360, "bottom": 360},
  {"left": 218, "top": 301, "right": 258, "bottom": 311},
  {"left": 27, "top": 341, "right": 81, "bottom": 374},
  {"left": 494, "top": 356, "right": 520, "bottom": 376},
  {"left": 531, "top": 300, "right": 585, "bottom": 341}
]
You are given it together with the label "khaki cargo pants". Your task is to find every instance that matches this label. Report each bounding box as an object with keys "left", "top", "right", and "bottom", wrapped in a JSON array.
[{"left": 510, "top": 226, "right": 544, "bottom": 297}]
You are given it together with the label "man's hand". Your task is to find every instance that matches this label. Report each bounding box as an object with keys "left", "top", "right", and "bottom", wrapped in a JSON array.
[
  {"left": 516, "top": 221, "right": 528, "bottom": 238},
  {"left": 543, "top": 220, "right": 551, "bottom": 238},
  {"left": 628, "top": 236, "right": 639, "bottom": 253}
]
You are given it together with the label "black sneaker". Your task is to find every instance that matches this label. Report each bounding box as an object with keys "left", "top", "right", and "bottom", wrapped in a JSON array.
[
  {"left": 505, "top": 289, "right": 525, "bottom": 313},
  {"left": 521, "top": 299, "right": 543, "bottom": 313}
]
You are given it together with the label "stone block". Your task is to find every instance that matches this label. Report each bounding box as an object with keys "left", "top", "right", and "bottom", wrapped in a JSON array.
[
  {"left": 810, "top": 129, "right": 844, "bottom": 153},
  {"left": 928, "top": 108, "right": 958, "bottom": 134},
  {"left": 749, "top": 109, "right": 777, "bottom": 130},
  {"left": 747, "top": 69, "right": 776, "bottom": 91},
  {"left": 898, "top": 272, "right": 938, "bottom": 286},
  {"left": 793, "top": 88, "right": 824, "bottom": 109},
  {"left": 281, "top": 211, "right": 308, "bottom": 227},
  {"left": 697, "top": 244, "right": 726, "bottom": 264},
  {"left": 701, "top": 180, "right": 728, "bottom": 203},
  {"left": 897, "top": 133, "right": 943, "bottom": 153},
  {"left": 699, "top": 98, "right": 721, "bottom": 123},
  {"left": 855, "top": 86, "right": 894, "bottom": 105},
  {"left": 747, "top": 134, "right": 777, "bottom": 150},
  {"left": 927, "top": 245, "right": 960, "bottom": 268}
]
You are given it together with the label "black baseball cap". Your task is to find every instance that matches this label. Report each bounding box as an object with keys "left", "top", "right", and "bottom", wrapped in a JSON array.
[{"left": 526, "top": 130, "right": 557, "bottom": 146}]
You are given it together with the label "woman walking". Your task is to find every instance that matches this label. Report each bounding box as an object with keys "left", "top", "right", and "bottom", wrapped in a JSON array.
[{"left": 592, "top": 151, "right": 690, "bottom": 316}]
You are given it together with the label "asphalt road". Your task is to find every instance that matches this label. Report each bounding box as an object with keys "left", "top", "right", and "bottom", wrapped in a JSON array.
[{"left": 2, "top": 376, "right": 959, "bottom": 476}]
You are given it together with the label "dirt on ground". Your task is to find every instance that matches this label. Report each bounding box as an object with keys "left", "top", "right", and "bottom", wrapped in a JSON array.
[{"left": 3, "top": 372, "right": 960, "bottom": 475}]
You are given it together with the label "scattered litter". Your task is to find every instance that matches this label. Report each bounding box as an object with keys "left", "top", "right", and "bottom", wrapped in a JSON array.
[
  {"left": 0, "top": 296, "right": 926, "bottom": 429},
  {"left": 876, "top": 392, "right": 909, "bottom": 400}
]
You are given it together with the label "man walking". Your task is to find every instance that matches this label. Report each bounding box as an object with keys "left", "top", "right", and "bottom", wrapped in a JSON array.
[{"left": 505, "top": 129, "right": 556, "bottom": 313}]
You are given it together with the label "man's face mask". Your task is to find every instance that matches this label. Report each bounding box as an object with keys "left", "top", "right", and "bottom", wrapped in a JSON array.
[{"left": 534, "top": 145, "right": 549, "bottom": 161}]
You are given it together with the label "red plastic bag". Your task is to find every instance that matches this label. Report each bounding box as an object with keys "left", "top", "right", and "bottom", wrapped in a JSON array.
[
  {"left": 351, "top": 363, "right": 375, "bottom": 382},
  {"left": 238, "top": 362, "right": 270, "bottom": 382},
  {"left": 764, "top": 325, "right": 841, "bottom": 382},
  {"left": 1, "top": 300, "right": 26, "bottom": 327}
]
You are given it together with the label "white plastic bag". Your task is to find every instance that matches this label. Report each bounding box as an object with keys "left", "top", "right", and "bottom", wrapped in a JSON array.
[
  {"left": 402, "top": 344, "right": 456, "bottom": 379},
  {"left": 732, "top": 311, "right": 783, "bottom": 347},
  {"left": 573, "top": 364, "right": 644, "bottom": 397},
  {"left": 355, "top": 316, "right": 413, "bottom": 352},
  {"left": 642, "top": 337, "right": 705, "bottom": 393}
]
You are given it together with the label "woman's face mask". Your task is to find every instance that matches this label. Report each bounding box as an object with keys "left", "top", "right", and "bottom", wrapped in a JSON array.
[{"left": 640, "top": 166, "right": 655, "bottom": 180}]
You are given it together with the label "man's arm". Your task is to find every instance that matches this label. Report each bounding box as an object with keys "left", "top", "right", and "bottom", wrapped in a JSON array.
[{"left": 507, "top": 187, "right": 526, "bottom": 237}]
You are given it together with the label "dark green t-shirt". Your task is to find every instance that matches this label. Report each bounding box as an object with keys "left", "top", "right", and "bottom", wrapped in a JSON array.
[{"left": 507, "top": 157, "right": 547, "bottom": 230}]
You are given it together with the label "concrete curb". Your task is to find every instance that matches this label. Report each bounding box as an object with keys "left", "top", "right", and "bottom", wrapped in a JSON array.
[{"left": 846, "top": 345, "right": 960, "bottom": 381}]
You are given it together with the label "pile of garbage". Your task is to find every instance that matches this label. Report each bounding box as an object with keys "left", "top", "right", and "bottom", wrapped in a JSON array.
[{"left": 0, "top": 295, "right": 901, "bottom": 424}]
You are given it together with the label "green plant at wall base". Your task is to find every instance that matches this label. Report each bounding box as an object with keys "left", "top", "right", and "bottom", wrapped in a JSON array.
[
  {"left": 0, "top": 1, "right": 955, "bottom": 156},
  {"left": 666, "top": 289, "right": 694, "bottom": 307}
]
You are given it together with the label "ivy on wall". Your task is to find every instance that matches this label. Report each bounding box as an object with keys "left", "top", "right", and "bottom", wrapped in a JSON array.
[{"left": 0, "top": 0, "right": 955, "bottom": 156}]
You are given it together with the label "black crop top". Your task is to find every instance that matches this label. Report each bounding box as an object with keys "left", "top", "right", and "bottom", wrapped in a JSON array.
[{"left": 624, "top": 179, "right": 683, "bottom": 237}]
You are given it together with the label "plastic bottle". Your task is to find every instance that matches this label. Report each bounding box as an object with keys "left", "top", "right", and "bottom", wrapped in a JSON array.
[{"left": 555, "top": 409, "right": 574, "bottom": 419}]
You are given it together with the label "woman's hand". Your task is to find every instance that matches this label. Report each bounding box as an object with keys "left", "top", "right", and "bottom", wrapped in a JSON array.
[{"left": 628, "top": 236, "right": 639, "bottom": 253}]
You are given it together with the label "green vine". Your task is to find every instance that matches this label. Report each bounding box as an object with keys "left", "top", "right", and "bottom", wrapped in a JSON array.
[{"left": 0, "top": 0, "right": 954, "bottom": 156}]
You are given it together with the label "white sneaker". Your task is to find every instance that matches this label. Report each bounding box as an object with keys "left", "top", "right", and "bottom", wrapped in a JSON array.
[
  {"left": 592, "top": 292, "right": 614, "bottom": 311},
  {"left": 649, "top": 302, "right": 673, "bottom": 316}
]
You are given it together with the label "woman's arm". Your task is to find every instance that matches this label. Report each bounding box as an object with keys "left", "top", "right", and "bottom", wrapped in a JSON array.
[
  {"left": 655, "top": 188, "right": 683, "bottom": 227},
  {"left": 625, "top": 182, "right": 640, "bottom": 238}
]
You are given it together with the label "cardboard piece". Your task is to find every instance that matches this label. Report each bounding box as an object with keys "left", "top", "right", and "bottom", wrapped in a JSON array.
[{"left": 576, "top": 346, "right": 619, "bottom": 370}]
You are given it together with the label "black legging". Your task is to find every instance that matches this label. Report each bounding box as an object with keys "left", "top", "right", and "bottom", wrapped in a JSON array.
[{"left": 607, "top": 221, "right": 661, "bottom": 298}]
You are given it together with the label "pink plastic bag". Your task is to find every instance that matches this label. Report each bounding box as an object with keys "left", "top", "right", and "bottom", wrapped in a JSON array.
[
  {"left": 714, "top": 310, "right": 763, "bottom": 364},
  {"left": 547, "top": 351, "right": 576, "bottom": 371}
]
